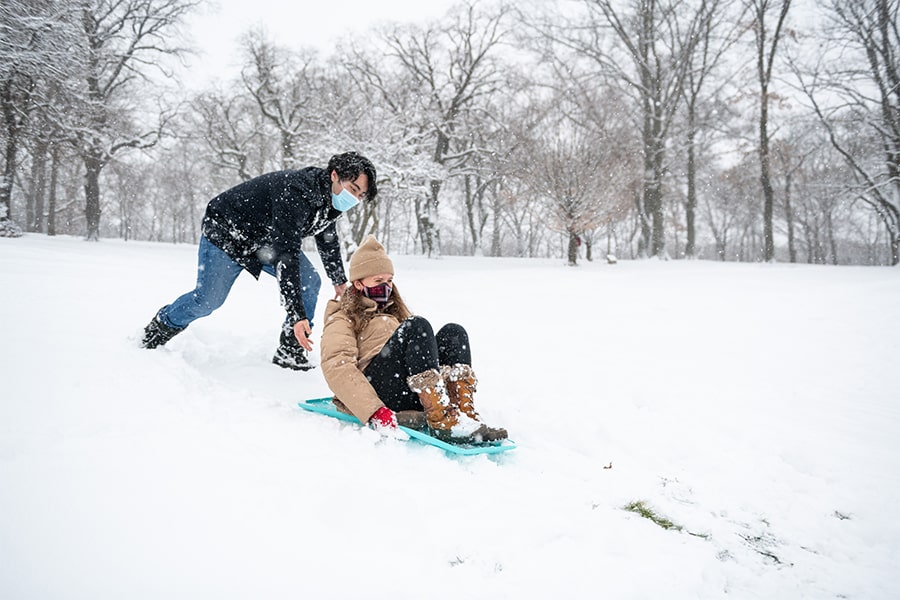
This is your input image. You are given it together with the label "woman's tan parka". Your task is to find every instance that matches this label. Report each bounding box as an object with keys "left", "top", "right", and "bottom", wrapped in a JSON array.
[{"left": 320, "top": 295, "right": 402, "bottom": 424}]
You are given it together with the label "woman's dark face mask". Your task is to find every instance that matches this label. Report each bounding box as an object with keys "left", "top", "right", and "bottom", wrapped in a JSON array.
[{"left": 362, "top": 283, "right": 392, "bottom": 305}]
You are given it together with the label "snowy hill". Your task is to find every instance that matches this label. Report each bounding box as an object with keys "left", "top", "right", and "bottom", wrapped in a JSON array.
[{"left": 1, "top": 234, "right": 898, "bottom": 599}]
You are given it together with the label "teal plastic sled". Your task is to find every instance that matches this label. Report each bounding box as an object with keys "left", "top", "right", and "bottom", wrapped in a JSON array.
[{"left": 298, "top": 397, "right": 517, "bottom": 456}]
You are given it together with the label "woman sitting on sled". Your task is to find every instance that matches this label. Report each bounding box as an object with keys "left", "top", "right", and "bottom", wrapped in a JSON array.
[{"left": 320, "top": 235, "right": 507, "bottom": 444}]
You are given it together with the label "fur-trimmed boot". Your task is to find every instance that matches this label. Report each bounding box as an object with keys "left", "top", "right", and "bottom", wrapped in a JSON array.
[
  {"left": 407, "top": 369, "right": 469, "bottom": 442},
  {"left": 408, "top": 368, "right": 502, "bottom": 444},
  {"left": 442, "top": 364, "right": 508, "bottom": 443},
  {"left": 141, "top": 311, "right": 185, "bottom": 349}
]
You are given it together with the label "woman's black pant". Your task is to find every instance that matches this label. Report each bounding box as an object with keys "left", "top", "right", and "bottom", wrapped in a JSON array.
[{"left": 364, "top": 316, "right": 471, "bottom": 412}]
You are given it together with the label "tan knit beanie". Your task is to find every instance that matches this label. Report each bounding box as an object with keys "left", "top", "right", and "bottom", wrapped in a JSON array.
[{"left": 349, "top": 235, "right": 394, "bottom": 281}]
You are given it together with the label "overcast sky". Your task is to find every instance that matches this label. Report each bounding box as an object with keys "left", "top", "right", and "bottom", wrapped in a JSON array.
[{"left": 181, "top": 0, "right": 460, "bottom": 87}]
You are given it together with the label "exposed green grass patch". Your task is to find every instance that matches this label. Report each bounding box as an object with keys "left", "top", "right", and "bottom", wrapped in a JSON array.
[{"left": 623, "top": 500, "right": 683, "bottom": 531}]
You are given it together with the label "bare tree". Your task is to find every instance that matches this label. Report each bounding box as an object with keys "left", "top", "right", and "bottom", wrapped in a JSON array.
[
  {"left": 770, "top": 133, "right": 818, "bottom": 263},
  {"left": 361, "top": 2, "right": 510, "bottom": 256},
  {"left": 2, "top": 0, "right": 888, "bottom": 263},
  {"left": 556, "top": 81, "right": 642, "bottom": 261},
  {"left": 531, "top": 0, "right": 713, "bottom": 258},
  {"left": 744, "top": 0, "right": 793, "bottom": 261},
  {"left": 702, "top": 158, "right": 757, "bottom": 260},
  {"left": 324, "top": 47, "right": 444, "bottom": 250},
  {"left": 527, "top": 126, "right": 611, "bottom": 265},
  {"left": 488, "top": 98, "right": 554, "bottom": 257},
  {"left": 793, "top": 0, "right": 900, "bottom": 264},
  {"left": 241, "top": 32, "right": 327, "bottom": 169},
  {"left": 70, "top": 0, "right": 197, "bottom": 241},
  {"left": 190, "top": 89, "right": 272, "bottom": 182},
  {"left": 455, "top": 71, "right": 539, "bottom": 256},
  {"left": 0, "top": 0, "right": 71, "bottom": 236},
  {"left": 679, "top": 0, "right": 747, "bottom": 257}
]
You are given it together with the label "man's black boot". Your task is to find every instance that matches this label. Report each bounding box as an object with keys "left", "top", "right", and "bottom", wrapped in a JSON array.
[
  {"left": 141, "top": 311, "right": 185, "bottom": 349},
  {"left": 272, "top": 330, "right": 314, "bottom": 371}
]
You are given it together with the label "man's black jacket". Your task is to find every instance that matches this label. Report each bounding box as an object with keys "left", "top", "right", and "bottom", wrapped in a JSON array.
[{"left": 201, "top": 167, "right": 346, "bottom": 325}]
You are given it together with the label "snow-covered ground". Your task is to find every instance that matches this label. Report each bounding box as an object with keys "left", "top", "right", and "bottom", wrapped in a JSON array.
[{"left": 1, "top": 234, "right": 898, "bottom": 599}]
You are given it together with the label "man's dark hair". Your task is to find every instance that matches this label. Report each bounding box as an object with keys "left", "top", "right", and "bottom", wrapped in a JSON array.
[{"left": 327, "top": 152, "right": 378, "bottom": 201}]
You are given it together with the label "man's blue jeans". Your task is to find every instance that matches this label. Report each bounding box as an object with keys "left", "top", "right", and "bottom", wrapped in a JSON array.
[{"left": 157, "top": 236, "right": 321, "bottom": 332}]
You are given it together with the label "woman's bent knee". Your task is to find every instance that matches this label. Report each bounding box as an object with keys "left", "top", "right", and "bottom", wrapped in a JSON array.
[{"left": 403, "top": 315, "right": 434, "bottom": 336}]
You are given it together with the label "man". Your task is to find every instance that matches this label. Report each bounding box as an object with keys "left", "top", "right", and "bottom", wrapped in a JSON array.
[{"left": 140, "top": 151, "right": 377, "bottom": 371}]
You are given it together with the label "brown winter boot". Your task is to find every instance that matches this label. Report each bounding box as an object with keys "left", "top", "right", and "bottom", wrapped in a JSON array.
[
  {"left": 442, "top": 364, "right": 508, "bottom": 443},
  {"left": 406, "top": 368, "right": 468, "bottom": 442}
]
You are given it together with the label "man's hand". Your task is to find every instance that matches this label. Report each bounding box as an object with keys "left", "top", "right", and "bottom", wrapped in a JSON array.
[
  {"left": 333, "top": 282, "right": 348, "bottom": 300},
  {"left": 293, "top": 319, "right": 313, "bottom": 352}
]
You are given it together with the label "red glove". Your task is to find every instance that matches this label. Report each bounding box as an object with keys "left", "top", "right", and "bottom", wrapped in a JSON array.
[{"left": 370, "top": 406, "right": 398, "bottom": 429}]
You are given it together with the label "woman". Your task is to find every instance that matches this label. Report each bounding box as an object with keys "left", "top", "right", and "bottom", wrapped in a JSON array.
[{"left": 320, "top": 235, "right": 507, "bottom": 444}]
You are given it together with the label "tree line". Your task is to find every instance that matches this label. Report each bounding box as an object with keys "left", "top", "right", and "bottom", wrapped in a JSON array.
[{"left": 1, "top": 0, "right": 898, "bottom": 265}]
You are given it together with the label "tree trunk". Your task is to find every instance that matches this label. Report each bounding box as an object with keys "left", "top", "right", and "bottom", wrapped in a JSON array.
[
  {"left": 83, "top": 149, "right": 104, "bottom": 241},
  {"left": 1, "top": 134, "right": 14, "bottom": 224},
  {"left": 752, "top": 0, "right": 793, "bottom": 262},
  {"left": 567, "top": 231, "right": 579, "bottom": 266},
  {"left": 417, "top": 191, "right": 438, "bottom": 258},
  {"left": 641, "top": 112, "right": 667, "bottom": 257},
  {"left": 636, "top": 187, "right": 651, "bottom": 257},
  {"left": 47, "top": 143, "right": 59, "bottom": 236},
  {"left": 28, "top": 137, "right": 49, "bottom": 232},
  {"left": 760, "top": 98, "right": 775, "bottom": 261},
  {"left": 1, "top": 86, "right": 17, "bottom": 225},
  {"left": 826, "top": 208, "right": 838, "bottom": 265},
  {"left": 685, "top": 114, "right": 697, "bottom": 258},
  {"left": 491, "top": 190, "right": 502, "bottom": 257},
  {"left": 464, "top": 175, "right": 481, "bottom": 255},
  {"left": 280, "top": 130, "right": 295, "bottom": 169},
  {"left": 607, "top": 220, "right": 613, "bottom": 257},
  {"left": 418, "top": 124, "right": 451, "bottom": 257},
  {"left": 784, "top": 170, "right": 796, "bottom": 262},
  {"left": 648, "top": 152, "right": 666, "bottom": 257}
]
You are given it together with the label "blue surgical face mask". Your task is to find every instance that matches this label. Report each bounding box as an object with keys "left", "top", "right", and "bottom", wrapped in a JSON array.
[{"left": 331, "top": 186, "right": 359, "bottom": 212}]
